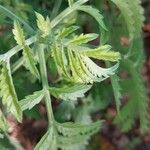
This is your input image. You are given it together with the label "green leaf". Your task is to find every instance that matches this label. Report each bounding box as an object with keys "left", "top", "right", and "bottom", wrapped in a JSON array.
[
  {"left": 58, "top": 26, "right": 79, "bottom": 38},
  {"left": 12, "top": 21, "right": 25, "bottom": 46},
  {"left": 78, "top": 45, "right": 121, "bottom": 62},
  {"left": 0, "top": 109, "right": 8, "bottom": 132},
  {"left": 56, "top": 120, "right": 102, "bottom": 137},
  {"left": 19, "top": 90, "right": 44, "bottom": 111},
  {"left": 81, "top": 56, "right": 119, "bottom": 82},
  {"left": 36, "top": 12, "right": 51, "bottom": 37},
  {"left": 110, "top": 0, "right": 144, "bottom": 38},
  {"left": 0, "top": 62, "right": 22, "bottom": 122},
  {"left": 49, "top": 84, "right": 92, "bottom": 101},
  {"left": 68, "top": 33, "right": 99, "bottom": 45},
  {"left": 23, "top": 45, "right": 40, "bottom": 79},
  {"left": 35, "top": 127, "right": 57, "bottom": 150},
  {"left": 12, "top": 21, "right": 39, "bottom": 79},
  {"left": 111, "top": 74, "right": 122, "bottom": 113},
  {"left": 77, "top": 5, "right": 107, "bottom": 31},
  {"left": 56, "top": 121, "right": 102, "bottom": 148},
  {"left": 114, "top": 60, "right": 149, "bottom": 132}
]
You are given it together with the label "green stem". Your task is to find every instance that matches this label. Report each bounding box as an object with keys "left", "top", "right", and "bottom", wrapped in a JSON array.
[{"left": 38, "top": 44, "right": 54, "bottom": 125}]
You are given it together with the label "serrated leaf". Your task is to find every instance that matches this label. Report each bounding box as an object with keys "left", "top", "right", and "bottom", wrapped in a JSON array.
[
  {"left": 19, "top": 90, "right": 44, "bottom": 111},
  {"left": 12, "top": 21, "right": 39, "bottom": 79},
  {"left": 111, "top": 0, "right": 144, "bottom": 38},
  {"left": 81, "top": 56, "right": 119, "bottom": 82},
  {"left": 56, "top": 120, "right": 102, "bottom": 137},
  {"left": 78, "top": 45, "right": 121, "bottom": 62},
  {"left": 77, "top": 5, "right": 107, "bottom": 31},
  {"left": 49, "top": 84, "right": 92, "bottom": 101},
  {"left": 23, "top": 45, "right": 40, "bottom": 79},
  {"left": 35, "top": 127, "right": 57, "bottom": 150},
  {"left": 0, "top": 62, "right": 22, "bottom": 122},
  {"left": 111, "top": 74, "right": 122, "bottom": 113},
  {"left": 56, "top": 121, "right": 102, "bottom": 148},
  {"left": 59, "top": 26, "right": 79, "bottom": 38},
  {"left": 114, "top": 60, "right": 149, "bottom": 132},
  {"left": 68, "top": 33, "right": 99, "bottom": 45},
  {"left": 36, "top": 12, "right": 51, "bottom": 37},
  {"left": 12, "top": 20, "right": 25, "bottom": 46},
  {"left": 52, "top": 43, "right": 71, "bottom": 79}
]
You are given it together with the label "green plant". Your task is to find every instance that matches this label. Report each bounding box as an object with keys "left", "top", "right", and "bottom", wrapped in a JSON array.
[{"left": 0, "top": 0, "right": 148, "bottom": 149}]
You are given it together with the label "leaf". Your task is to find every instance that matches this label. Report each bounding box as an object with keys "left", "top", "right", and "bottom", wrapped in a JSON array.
[
  {"left": 23, "top": 45, "right": 40, "bottom": 79},
  {"left": 114, "top": 60, "right": 149, "bottom": 132},
  {"left": 68, "top": 33, "right": 99, "bottom": 45},
  {"left": 0, "top": 62, "right": 22, "bottom": 122},
  {"left": 12, "top": 21, "right": 25, "bottom": 46},
  {"left": 56, "top": 120, "right": 102, "bottom": 137},
  {"left": 19, "top": 90, "right": 44, "bottom": 111},
  {"left": 81, "top": 56, "right": 119, "bottom": 82},
  {"left": 12, "top": 21, "right": 39, "bottom": 79},
  {"left": 35, "top": 127, "right": 57, "bottom": 150},
  {"left": 0, "top": 109, "right": 8, "bottom": 132},
  {"left": 36, "top": 12, "right": 51, "bottom": 37},
  {"left": 56, "top": 121, "right": 102, "bottom": 148},
  {"left": 77, "top": 5, "right": 107, "bottom": 31},
  {"left": 49, "top": 84, "right": 92, "bottom": 101},
  {"left": 77, "top": 45, "right": 121, "bottom": 62},
  {"left": 110, "top": 74, "right": 122, "bottom": 113},
  {"left": 110, "top": 0, "right": 144, "bottom": 38},
  {"left": 58, "top": 26, "right": 79, "bottom": 38}
]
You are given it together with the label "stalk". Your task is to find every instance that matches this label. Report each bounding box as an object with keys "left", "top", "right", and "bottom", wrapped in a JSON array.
[{"left": 38, "top": 44, "right": 54, "bottom": 125}]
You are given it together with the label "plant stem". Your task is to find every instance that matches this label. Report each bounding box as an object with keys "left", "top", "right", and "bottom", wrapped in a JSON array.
[{"left": 38, "top": 44, "right": 54, "bottom": 125}]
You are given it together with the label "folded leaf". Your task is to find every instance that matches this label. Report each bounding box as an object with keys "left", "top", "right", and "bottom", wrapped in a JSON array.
[{"left": 82, "top": 56, "right": 119, "bottom": 82}]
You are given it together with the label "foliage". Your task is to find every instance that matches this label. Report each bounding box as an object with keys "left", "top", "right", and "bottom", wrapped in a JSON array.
[{"left": 0, "top": 0, "right": 148, "bottom": 149}]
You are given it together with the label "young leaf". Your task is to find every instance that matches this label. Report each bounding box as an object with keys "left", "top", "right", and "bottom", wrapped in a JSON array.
[
  {"left": 13, "top": 21, "right": 40, "bottom": 79},
  {"left": 19, "top": 90, "right": 45, "bottom": 111},
  {"left": 49, "top": 84, "right": 92, "bottom": 101},
  {"left": 68, "top": 33, "right": 99, "bottom": 45},
  {"left": 77, "top": 45, "right": 121, "bottom": 62},
  {"left": 0, "top": 62, "right": 22, "bottom": 122},
  {"left": 36, "top": 12, "right": 51, "bottom": 37},
  {"left": 12, "top": 21, "right": 25, "bottom": 46},
  {"left": 58, "top": 26, "right": 79, "bottom": 38},
  {"left": 23, "top": 45, "right": 40, "bottom": 79}
]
